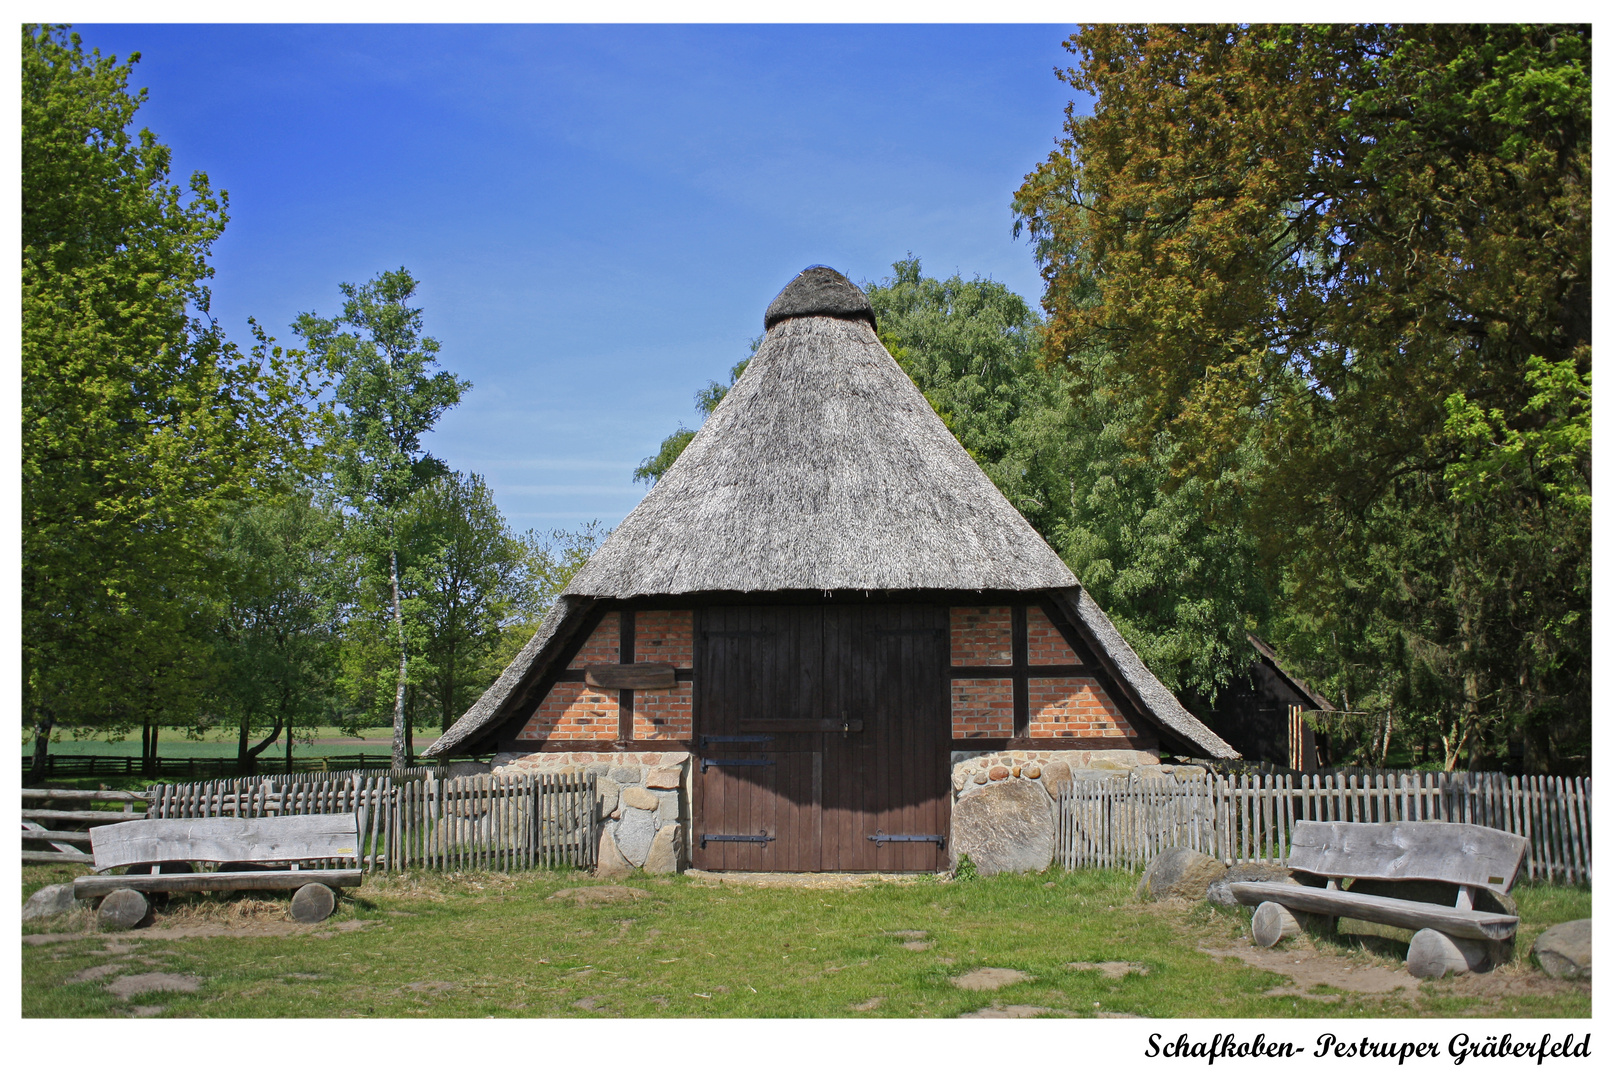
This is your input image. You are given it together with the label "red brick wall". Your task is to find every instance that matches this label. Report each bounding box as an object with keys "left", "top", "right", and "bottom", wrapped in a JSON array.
[
  {"left": 635, "top": 610, "right": 692, "bottom": 666},
  {"left": 950, "top": 607, "right": 1011, "bottom": 665},
  {"left": 1028, "top": 677, "right": 1137, "bottom": 738},
  {"left": 518, "top": 682, "right": 617, "bottom": 740},
  {"left": 574, "top": 612, "right": 620, "bottom": 664},
  {"left": 1027, "top": 606, "right": 1083, "bottom": 665},
  {"left": 633, "top": 687, "right": 693, "bottom": 740},
  {"left": 951, "top": 678, "right": 1013, "bottom": 738}
]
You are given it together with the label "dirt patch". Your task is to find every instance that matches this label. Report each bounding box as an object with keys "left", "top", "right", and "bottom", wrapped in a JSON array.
[
  {"left": 851, "top": 996, "right": 884, "bottom": 1011},
  {"left": 105, "top": 972, "right": 203, "bottom": 1000},
  {"left": 1067, "top": 961, "right": 1150, "bottom": 978},
  {"left": 549, "top": 886, "right": 651, "bottom": 906},
  {"left": 399, "top": 981, "right": 457, "bottom": 993},
  {"left": 1202, "top": 943, "right": 1419, "bottom": 996},
  {"left": 960, "top": 1002, "right": 1076, "bottom": 1018},
  {"left": 66, "top": 963, "right": 127, "bottom": 984},
  {"left": 951, "top": 967, "right": 1032, "bottom": 991}
]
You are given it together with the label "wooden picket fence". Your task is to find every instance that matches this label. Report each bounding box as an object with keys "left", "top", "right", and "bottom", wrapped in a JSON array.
[
  {"left": 146, "top": 770, "right": 597, "bottom": 872},
  {"left": 1057, "top": 770, "right": 1592, "bottom": 884}
]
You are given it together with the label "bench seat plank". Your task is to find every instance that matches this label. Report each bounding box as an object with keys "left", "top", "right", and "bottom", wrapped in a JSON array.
[
  {"left": 89, "top": 814, "right": 360, "bottom": 871},
  {"left": 1228, "top": 880, "right": 1519, "bottom": 941},
  {"left": 73, "top": 868, "right": 362, "bottom": 899}
]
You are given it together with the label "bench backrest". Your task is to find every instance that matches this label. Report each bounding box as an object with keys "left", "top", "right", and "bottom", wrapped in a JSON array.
[
  {"left": 1287, "top": 821, "right": 1526, "bottom": 890},
  {"left": 88, "top": 814, "right": 360, "bottom": 872}
]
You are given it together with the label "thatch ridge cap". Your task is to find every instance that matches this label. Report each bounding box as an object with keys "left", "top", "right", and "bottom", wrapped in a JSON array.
[{"left": 764, "top": 265, "right": 875, "bottom": 330}]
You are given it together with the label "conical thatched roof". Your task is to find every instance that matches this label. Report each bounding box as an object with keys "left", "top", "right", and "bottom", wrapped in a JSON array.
[{"left": 564, "top": 267, "right": 1078, "bottom": 597}]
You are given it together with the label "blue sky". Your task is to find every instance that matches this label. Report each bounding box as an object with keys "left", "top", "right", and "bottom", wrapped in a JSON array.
[{"left": 73, "top": 23, "right": 1088, "bottom": 533}]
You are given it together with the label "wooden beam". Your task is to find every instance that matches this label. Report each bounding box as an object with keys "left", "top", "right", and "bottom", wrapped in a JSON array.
[
  {"left": 22, "top": 808, "right": 146, "bottom": 823},
  {"left": 1011, "top": 604, "right": 1029, "bottom": 737},
  {"left": 21, "top": 826, "right": 95, "bottom": 845},
  {"left": 24, "top": 850, "right": 95, "bottom": 864},
  {"left": 22, "top": 788, "right": 146, "bottom": 802},
  {"left": 73, "top": 868, "right": 363, "bottom": 898},
  {"left": 949, "top": 736, "right": 1155, "bottom": 752},
  {"left": 1226, "top": 881, "right": 1519, "bottom": 942},
  {"left": 618, "top": 610, "right": 636, "bottom": 742},
  {"left": 586, "top": 663, "right": 676, "bottom": 690}
]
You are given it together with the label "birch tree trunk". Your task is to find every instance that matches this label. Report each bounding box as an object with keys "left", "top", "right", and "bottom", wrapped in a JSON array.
[{"left": 390, "top": 546, "right": 409, "bottom": 771}]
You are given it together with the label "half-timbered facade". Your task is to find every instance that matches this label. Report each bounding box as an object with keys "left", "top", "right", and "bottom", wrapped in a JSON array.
[{"left": 428, "top": 266, "right": 1237, "bottom": 873}]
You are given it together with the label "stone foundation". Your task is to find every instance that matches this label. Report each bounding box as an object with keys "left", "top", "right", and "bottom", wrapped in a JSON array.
[
  {"left": 486, "top": 747, "right": 1189, "bottom": 876},
  {"left": 947, "top": 749, "right": 1181, "bottom": 874},
  {"left": 492, "top": 750, "right": 692, "bottom": 873}
]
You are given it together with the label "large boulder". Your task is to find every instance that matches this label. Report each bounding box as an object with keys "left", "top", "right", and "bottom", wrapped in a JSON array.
[
  {"left": 1206, "top": 862, "right": 1293, "bottom": 908},
  {"left": 22, "top": 883, "right": 85, "bottom": 922},
  {"left": 595, "top": 829, "right": 634, "bottom": 879},
  {"left": 643, "top": 824, "right": 683, "bottom": 875},
  {"left": 1038, "top": 761, "right": 1071, "bottom": 800},
  {"left": 950, "top": 779, "right": 1054, "bottom": 876},
  {"left": 1136, "top": 847, "right": 1226, "bottom": 902},
  {"left": 615, "top": 807, "right": 658, "bottom": 866},
  {"left": 1533, "top": 920, "right": 1591, "bottom": 980}
]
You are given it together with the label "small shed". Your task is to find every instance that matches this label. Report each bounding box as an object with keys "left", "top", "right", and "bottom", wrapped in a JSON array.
[
  {"left": 1204, "top": 635, "right": 1335, "bottom": 770},
  {"left": 428, "top": 266, "right": 1236, "bottom": 873}
]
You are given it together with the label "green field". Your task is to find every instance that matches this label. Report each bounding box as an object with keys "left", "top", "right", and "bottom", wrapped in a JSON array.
[
  {"left": 21, "top": 864, "right": 1591, "bottom": 1019},
  {"left": 23, "top": 727, "right": 398, "bottom": 759}
]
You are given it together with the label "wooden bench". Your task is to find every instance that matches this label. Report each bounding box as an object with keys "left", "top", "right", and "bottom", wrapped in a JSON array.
[
  {"left": 72, "top": 813, "right": 364, "bottom": 924},
  {"left": 1227, "top": 820, "right": 1526, "bottom": 978}
]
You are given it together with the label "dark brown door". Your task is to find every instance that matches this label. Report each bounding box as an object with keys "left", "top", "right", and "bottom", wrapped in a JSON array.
[{"left": 692, "top": 603, "right": 949, "bottom": 871}]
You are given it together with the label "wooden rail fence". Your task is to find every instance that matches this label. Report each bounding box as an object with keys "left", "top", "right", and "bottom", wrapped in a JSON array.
[
  {"left": 143, "top": 771, "right": 597, "bottom": 872},
  {"left": 22, "top": 788, "right": 149, "bottom": 864},
  {"left": 1057, "top": 770, "right": 1591, "bottom": 884},
  {"left": 22, "top": 753, "right": 484, "bottom": 780}
]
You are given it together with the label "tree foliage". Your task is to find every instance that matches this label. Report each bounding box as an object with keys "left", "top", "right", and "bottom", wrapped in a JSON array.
[
  {"left": 21, "top": 25, "right": 324, "bottom": 775},
  {"left": 1015, "top": 24, "right": 1590, "bottom": 768},
  {"left": 210, "top": 491, "right": 348, "bottom": 771},
  {"left": 864, "top": 259, "right": 1268, "bottom": 699}
]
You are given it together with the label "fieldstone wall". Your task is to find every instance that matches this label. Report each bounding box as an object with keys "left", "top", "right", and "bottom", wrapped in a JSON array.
[
  {"left": 947, "top": 749, "right": 1185, "bottom": 874},
  {"left": 492, "top": 750, "right": 690, "bottom": 874}
]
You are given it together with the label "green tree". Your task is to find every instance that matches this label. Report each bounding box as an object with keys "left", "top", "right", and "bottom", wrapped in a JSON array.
[
  {"left": 865, "top": 259, "right": 1268, "bottom": 699},
  {"left": 211, "top": 490, "right": 349, "bottom": 772},
  {"left": 399, "top": 472, "right": 537, "bottom": 739},
  {"left": 1015, "top": 24, "right": 1591, "bottom": 767},
  {"left": 21, "top": 25, "right": 323, "bottom": 779},
  {"left": 295, "top": 268, "right": 469, "bottom": 769}
]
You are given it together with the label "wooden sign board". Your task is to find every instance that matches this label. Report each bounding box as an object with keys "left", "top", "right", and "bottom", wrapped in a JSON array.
[{"left": 584, "top": 663, "right": 677, "bottom": 690}]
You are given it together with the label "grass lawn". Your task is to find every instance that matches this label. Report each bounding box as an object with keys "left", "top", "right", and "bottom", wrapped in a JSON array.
[{"left": 21, "top": 863, "right": 1591, "bottom": 1019}]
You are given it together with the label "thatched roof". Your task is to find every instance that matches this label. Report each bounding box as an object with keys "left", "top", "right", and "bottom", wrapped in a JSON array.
[
  {"left": 1055, "top": 588, "right": 1238, "bottom": 759},
  {"left": 425, "top": 267, "right": 1238, "bottom": 761},
  {"left": 564, "top": 267, "right": 1079, "bottom": 597}
]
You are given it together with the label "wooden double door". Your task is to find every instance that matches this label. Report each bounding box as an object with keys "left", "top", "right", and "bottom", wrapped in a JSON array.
[{"left": 691, "top": 603, "right": 950, "bottom": 872}]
